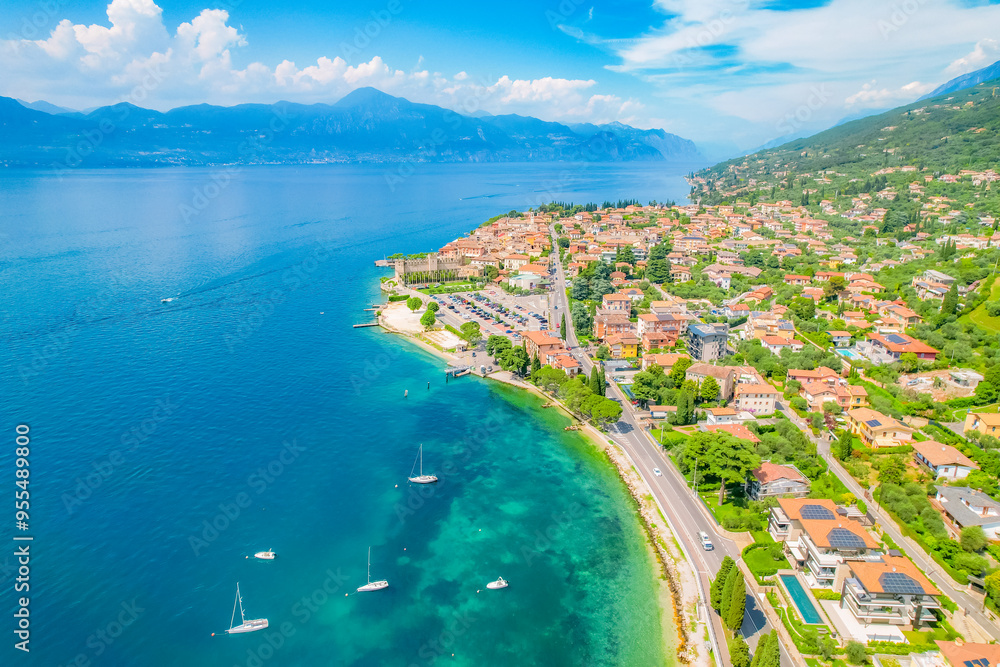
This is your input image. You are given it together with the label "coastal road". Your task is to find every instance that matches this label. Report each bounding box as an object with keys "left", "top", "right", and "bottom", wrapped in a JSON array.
[
  {"left": 777, "top": 402, "right": 1000, "bottom": 641},
  {"left": 548, "top": 226, "right": 786, "bottom": 665}
]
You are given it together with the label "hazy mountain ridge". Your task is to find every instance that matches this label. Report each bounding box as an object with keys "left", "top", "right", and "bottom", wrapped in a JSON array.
[{"left": 0, "top": 87, "right": 703, "bottom": 167}]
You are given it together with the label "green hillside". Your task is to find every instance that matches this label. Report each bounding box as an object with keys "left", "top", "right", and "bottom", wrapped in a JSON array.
[{"left": 692, "top": 80, "right": 1000, "bottom": 214}]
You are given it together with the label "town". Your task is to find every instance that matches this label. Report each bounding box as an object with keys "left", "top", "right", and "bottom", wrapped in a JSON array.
[{"left": 376, "top": 191, "right": 1000, "bottom": 667}]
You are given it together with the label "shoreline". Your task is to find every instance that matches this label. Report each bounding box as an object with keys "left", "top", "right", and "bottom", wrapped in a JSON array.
[{"left": 377, "top": 311, "right": 704, "bottom": 667}]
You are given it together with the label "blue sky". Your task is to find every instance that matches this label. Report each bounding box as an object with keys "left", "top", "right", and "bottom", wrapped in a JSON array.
[{"left": 2, "top": 0, "right": 1000, "bottom": 151}]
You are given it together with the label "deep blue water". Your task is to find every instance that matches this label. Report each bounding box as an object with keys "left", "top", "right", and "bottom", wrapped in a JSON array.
[{"left": 0, "top": 162, "right": 697, "bottom": 666}]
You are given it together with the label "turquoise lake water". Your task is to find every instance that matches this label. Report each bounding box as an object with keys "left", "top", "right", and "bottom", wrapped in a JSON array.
[{"left": 0, "top": 162, "right": 699, "bottom": 666}]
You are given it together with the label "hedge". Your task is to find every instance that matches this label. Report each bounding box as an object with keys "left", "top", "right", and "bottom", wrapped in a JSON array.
[{"left": 388, "top": 295, "right": 408, "bottom": 302}]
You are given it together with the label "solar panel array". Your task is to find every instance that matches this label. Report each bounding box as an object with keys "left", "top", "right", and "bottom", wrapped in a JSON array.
[
  {"left": 878, "top": 572, "right": 924, "bottom": 595},
  {"left": 799, "top": 504, "right": 835, "bottom": 520},
  {"left": 963, "top": 659, "right": 990, "bottom": 667},
  {"left": 827, "top": 528, "right": 866, "bottom": 549},
  {"left": 885, "top": 334, "right": 908, "bottom": 344},
  {"left": 865, "top": 419, "right": 882, "bottom": 427}
]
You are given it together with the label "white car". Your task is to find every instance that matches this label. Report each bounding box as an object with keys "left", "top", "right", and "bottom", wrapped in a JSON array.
[{"left": 653, "top": 468, "right": 662, "bottom": 477}]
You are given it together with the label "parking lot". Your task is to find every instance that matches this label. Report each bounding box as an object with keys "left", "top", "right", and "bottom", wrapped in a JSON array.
[{"left": 428, "top": 287, "right": 559, "bottom": 344}]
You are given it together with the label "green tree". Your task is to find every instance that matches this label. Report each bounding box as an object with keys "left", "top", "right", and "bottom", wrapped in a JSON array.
[
  {"left": 560, "top": 314, "right": 567, "bottom": 340},
  {"left": 877, "top": 456, "right": 906, "bottom": 486},
  {"left": 499, "top": 347, "right": 529, "bottom": 375},
  {"left": 533, "top": 367, "right": 569, "bottom": 393},
  {"left": 531, "top": 354, "right": 541, "bottom": 374},
  {"left": 708, "top": 434, "right": 761, "bottom": 503},
  {"left": 645, "top": 258, "right": 670, "bottom": 283},
  {"left": 700, "top": 376, "right": 720, "bottom": 402},
  {"left": 961, "top": 526, "right": 988, "bottom": 552},
  {"left": 940, "top": 282, "right": 959, "bottom": 315},
  {"left": 487, "top": 335, "right": 511, "bottom": 357},
  {"left": 729, "top": 636, "right": 751, "bottom": 667},
  {"left": 460, "top": 321, "right": 482, "bottom": 346},
  {"left": 845, "top": 640, "right": 867, "bottom": 665},
  {"left": 975, "top": 381, "right": 997, "bottom": 404},
  {"left": 723, "top": 566, "right": 746, "bottom": 630},
  {"left": 592, "top": 398, "right": 623, "bottom": 427},
  {"left": 482, "top": 265, "right": 499, "bottom": 281},
  {"left": 589, "top": 367, "right": 602, "bottom": 395},
  {"left": 426, "top": 301, "right": 440, "bottom": 313},
  {"left": 899, "top": 352, "right": 919, "bottom": 373},
  {"left": 420, "top": 310, "right": 436, "bottom": 328},
  {"left": 669, "top": 357, "right": 693, "bottom": 386},
  {"left": 836, "top": 430, "right": 853, "bottom": 460},
  {"left": 710, "top": 556, "right": 735, "bottom": 611},
  {"left": 406, "top": 296, "right": 423, "bottom": 312},
  {"left": 752, "top": 631, "right": 781, "bottom": 667},
  {"left": 595, "top": 345, "right": 611, "bottom": 361}
]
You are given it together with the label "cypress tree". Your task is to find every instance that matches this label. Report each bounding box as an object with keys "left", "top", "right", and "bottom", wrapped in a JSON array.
[
  {"left": 760, "top": 630, "right": 781, "bottom": 667},
  {"left": 589, "top": 367, "right": 601, "bottom": 395},
  {"left": 710, "top": 556, "right": 735, "bottom": 611},
  {"left": 941, "top": 282, "right": 958, "bottom": 315},
  {"left": 749, "top": 632, "right": 771, "bottom": 667},
  {"left": 598, "top": 369, "right": 606, "bottom": 396},
  {"left": 561, "top": 314, "right": 567, "bottom": 340},
  {"left": 531, "top": 354, "right": 541, "bottom": 374},
  {"left": 720, "top": 561, "right": 737, "bottom": 619},
  {"left": 725, "top": 567, "right": 747, "bottom": 630}
]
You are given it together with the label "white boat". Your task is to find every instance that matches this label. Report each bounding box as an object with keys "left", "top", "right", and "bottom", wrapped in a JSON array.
[
  {"left": 160, "top": 297, "right": 175, "bottom": 303},
  {"left": 486, "top": 577, "right": 508, "bottom": 590},
  {"left": 356, "top": 547, "right": 389, "bottom": 592},
  {"left": 408, "top": 444, "right": 438, "bottom": 484},
  {"left": 225, "top": 583, "right": 268, "bottom": 634},
  {"left": 254, "top": 549, "right": 275, "bottom": 560}
]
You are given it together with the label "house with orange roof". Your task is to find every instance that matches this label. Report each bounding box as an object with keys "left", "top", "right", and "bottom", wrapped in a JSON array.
[
  {"left": 913, "top": 441, "right": 978, "bottom": 480},
  {"left": 605, "top": 334, "right": 639, "bottom": 359},
  {"left": 860, "top": 332, "right": 939, "bottom": 363},
  {"left": 745, "top": 461, "right": 809, "bottom": 501},
  {"left": 641, "top": 352, "right": 690, "bottom": 371},
  {"left": 704, "top": 406, "right": 738, "bottom": 425},
  {"left": 935, "top": 641, "right": 1000, "bottom": 667},
  {"left": 840, "top": 555, "right": 940, "bottom": 629},
  {"left": 733, "top": 383, "right": 779, "bottom": 414},
  {"left": 964, "top": 412, "right": 1000, "bottom": 438},
  {"left": 769, "top": 498, "right": 880, "bottom": 589},
  {"left": 847, "top": 408, "right": 913, "bottom": 448},
  {"left": 602, "top": 293, "right": 632, "bottom": 312},
  {"left": 800, "top": 381, "right": 868, "bottom": 412},
  {"left": 703, "top": 423, "right": 760, "bottom": 444}
]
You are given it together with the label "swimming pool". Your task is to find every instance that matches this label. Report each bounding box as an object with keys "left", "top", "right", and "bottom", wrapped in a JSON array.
[
  {"left": 838, "top": 349, "right": 863, "bottom": 360},
  {"left": 780, "top": 574, "right": 823, "bottom": 624}
]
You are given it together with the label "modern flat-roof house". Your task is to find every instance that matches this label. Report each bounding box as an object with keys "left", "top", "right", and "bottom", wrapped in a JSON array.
[
  {"left": 828, "top": 331, "right": 853, "bottom": 347},
  {"left": 745, "top": 462, "right": 809, "bottom": 501},
  {"left": 839, "top": 555, "right": 940, "bottom": 630},
  {"left": 964, "top": 412, "right": 1000, "bottom": 438},
  {"left": 912, "top": 441, "right": 978, "bottom": 480},
  {"left": 769, "top": 498, "right": 880, "bottom": 589},
  {"left": 686, "top": 322, "right": 729, "bottom": 362},
  {"left": 846, "top": 408, "right": 914, "bottom": 449},
  {"left": 936, "top": 486, "right": 1000, "bottom": 539}
]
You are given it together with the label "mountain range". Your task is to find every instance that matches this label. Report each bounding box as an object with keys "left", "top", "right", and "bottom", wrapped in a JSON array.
[
  {"left": 0, "top": 87, "right": 703, "bottom": 167},
  {"left": 920, "top": 58, "right": 1000, "bottom": 100}
]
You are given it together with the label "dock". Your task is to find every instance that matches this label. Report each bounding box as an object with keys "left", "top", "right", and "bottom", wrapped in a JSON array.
[
  {"left": 353, "top": 322, "right": 380, "bottom": 328},
  {"left": 445, "top": 365, "right": 471, "bottom": 377}
]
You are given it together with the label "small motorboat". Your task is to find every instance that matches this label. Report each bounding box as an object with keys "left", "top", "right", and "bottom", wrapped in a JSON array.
[
  {"left": 486, "top": 577, "right": 508, "bottom": 590},
  {"left": 161, "top": 297, "right": 175, "bottom": 303},
  {"left": 254, "top": 550, "right": 275, "bottom": 560}
]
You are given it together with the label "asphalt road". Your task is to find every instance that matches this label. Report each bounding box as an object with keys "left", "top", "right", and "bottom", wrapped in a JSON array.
[
  {"left": 547, "top": 230, "right": 786, "bottom": 665},
  {"left": 777, "top": 402, "right": 1000, "bottom": 641}
]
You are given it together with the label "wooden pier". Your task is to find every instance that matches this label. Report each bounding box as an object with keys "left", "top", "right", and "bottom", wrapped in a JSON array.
[{"left": 353, "top": 322, "right": 380, "bottom": 328}]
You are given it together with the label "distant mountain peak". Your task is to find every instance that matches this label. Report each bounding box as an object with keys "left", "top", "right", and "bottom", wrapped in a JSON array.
[
  {"left": 921, "top": 58, "right": 1000, "bottom": 100},
  {"left": 334, "top": 87, "right": 404, "bottom": 109}
]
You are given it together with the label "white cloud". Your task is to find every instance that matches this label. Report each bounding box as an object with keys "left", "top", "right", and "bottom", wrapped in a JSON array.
[
  {"left": 946, "top": 38, "right": 999, "bottom": 75},
  {"left": 0, "top": 0, "right": 639, "bottom": 128}
]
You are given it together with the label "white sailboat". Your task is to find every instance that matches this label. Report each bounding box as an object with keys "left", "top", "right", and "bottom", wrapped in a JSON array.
[
  {"left": 408, "top": 444, "right": 438, "bottom": 484},
  {"left": 356, "top": 547, "right": 389, "bottom": 592},
  {"left": 253, "top": 549, "right": 275, "bottom": 560},
  {"left": 486, "top": 577, "right": 508, "bottom": 590},
  {"left": 226, "top": 583, "right": 268, "bottom": 634}
]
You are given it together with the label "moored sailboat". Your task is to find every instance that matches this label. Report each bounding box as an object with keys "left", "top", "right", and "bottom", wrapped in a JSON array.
[
  {"left": 356, "top": 547, "right": 389, "bottom": 592},
  {"left": 408, "top": 444, "right": 438, "bottom": 484},
  {"left": 225, "top": 583, "right": 268, "bottom": 634}
]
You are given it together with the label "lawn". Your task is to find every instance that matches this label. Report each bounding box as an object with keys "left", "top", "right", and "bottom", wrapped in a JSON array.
[
  {"left": 417, "top": 283, "right": 480, "bottom": 295},
  {"left": 962, "top": 277, "right": 1000, "bottom": 334},
  {"left": 744, "top": 545, "right": 790, "bottom": 580},
  {"left": 901, "top": 623, "right": 960, "bottom": 648}
]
